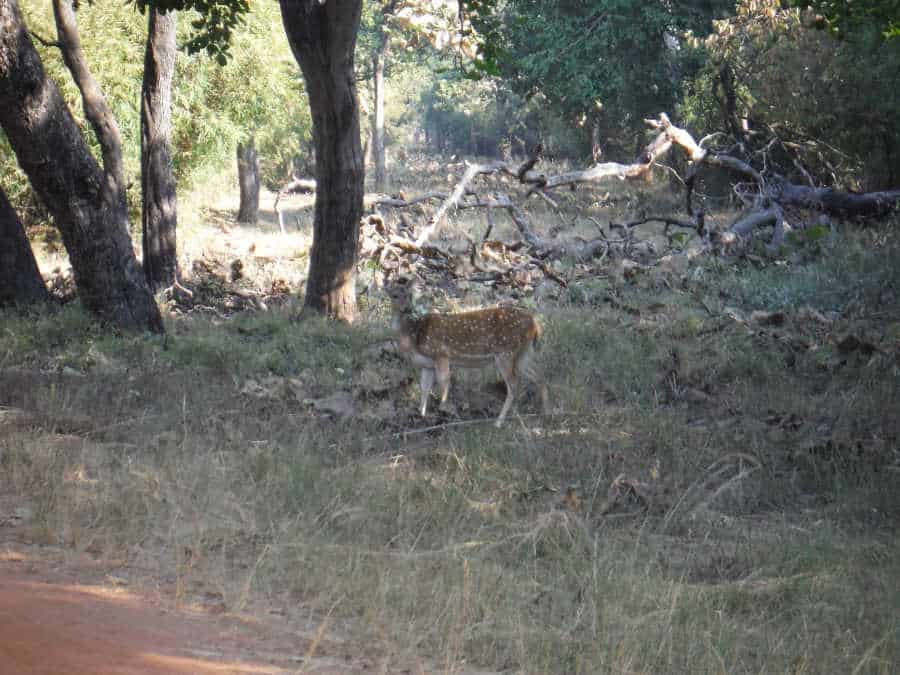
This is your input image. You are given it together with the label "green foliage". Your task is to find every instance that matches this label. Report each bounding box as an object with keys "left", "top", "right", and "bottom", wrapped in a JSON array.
[
  {"left": 420, "top": 67, "right": 585, "bottom": 158},
  {"left": 168, "top": 2, "right": 312, "bottom": 187},
  {"left": 470, "top": 0, "right": 733, "bottom": 158},
  {"left": 681, "top": 0, "right": 900, "bottom": 189},
  {"left": 134, "top": 0, "right": 251, "bottom": 65},
  {"left": 2, "top": 2, "right": 309, "bottom": 220},
  {"left": 717, "top": 224, "right": 900, "bottom": 312},
  {"left": 794, "top": 0, "right": 900, "bottom": 39}
]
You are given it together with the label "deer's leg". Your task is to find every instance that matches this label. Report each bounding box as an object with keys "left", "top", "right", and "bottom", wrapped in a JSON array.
[
  {"left": 435, "top": 356, "right": 452, "bottom": 411},
  {"left": 419, "top": 367, "right": 435, "bottom": 416},
  {"left": 494, "top": 354, "right": 519, "bottom": 427},
  {"left": 517, "top": 345, "right": 549, "bottom": 415}
]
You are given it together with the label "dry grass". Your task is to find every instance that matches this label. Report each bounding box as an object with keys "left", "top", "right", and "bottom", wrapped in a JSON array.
[{"left": 2, "top": 159, "right": 899, "bottom": 673}]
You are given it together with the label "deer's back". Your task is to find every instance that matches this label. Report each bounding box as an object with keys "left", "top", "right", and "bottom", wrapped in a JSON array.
[{"left": 410, "top": 307, "right": 541, "bottom": 359}]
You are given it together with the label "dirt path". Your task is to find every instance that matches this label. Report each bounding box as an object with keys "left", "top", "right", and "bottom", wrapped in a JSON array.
[{"left": 0, "top": 552, "right": 372, "bottom": 674}]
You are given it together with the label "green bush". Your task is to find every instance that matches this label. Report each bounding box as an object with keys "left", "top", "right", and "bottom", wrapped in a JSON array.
[{"left": 680, "top": 0, "right": 900, "bottom": 190}]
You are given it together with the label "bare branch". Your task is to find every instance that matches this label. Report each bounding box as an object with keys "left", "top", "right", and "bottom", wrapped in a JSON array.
[
  {"left": 28, "top": 30, "right": 61, "bottom": 49},
  {"left": 372, "top": 191, "right": 447, "bottom": 208},
  {"left": 415, "top": 160, "right": 510, "bottom": 245}
]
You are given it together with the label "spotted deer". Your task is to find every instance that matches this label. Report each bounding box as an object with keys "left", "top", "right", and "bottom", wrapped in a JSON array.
[{"left": 387, "top": 278, "right": 549, "bottom": 427}]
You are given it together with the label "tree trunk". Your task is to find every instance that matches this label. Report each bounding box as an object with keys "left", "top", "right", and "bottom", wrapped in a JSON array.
[
  {"left": 0, "top": 184, "right": 50, "bottom": 306},
  {"left": 236, "top": 137, "right": 260, "bottom": 224},
  {"left": 279, "top": 0, "right": 364, "bottom": 322},
  {"left": 0, "top": 0, "right": 162, "bottom": 332},
  {"left": 52, "top": 0, "right": 127, "bottom": 210},
  {"left": 372, "top": 37, "right": 387, "bottom": 192},
  {"left": 591, "top": 119, "right": 602, "bottom": 163},
  {"left": 140, "top": 6, "right": 178, "bottom": 291}
]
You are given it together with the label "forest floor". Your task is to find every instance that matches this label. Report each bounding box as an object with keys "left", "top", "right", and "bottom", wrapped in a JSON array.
[{"left": 2, "top": 157, "right": 899, "bottom": 673}]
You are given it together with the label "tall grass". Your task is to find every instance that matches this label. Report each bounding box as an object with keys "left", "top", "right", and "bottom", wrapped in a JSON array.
[{"left": 2, "top": 222, "right": 898, "bottom": 673}]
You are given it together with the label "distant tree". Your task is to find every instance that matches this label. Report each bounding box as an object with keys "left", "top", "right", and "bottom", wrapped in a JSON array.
[
  {"left": 360, "top": 0, "right": 479, "bottom": 190},
  {"left": 0, "top": 184, "right": 49, "bottom": 307},
  {"left": 0, "top": 0, "right": 162, "bottom": 331},
  {"left": 368, "top": 1, "right": 396, "bottom": 192},
  {"left": 466, "top": 0, "right": 733, "bottom": 155},
  {"left": 236, "top": 136, "right": 260, "bottom": 224}
]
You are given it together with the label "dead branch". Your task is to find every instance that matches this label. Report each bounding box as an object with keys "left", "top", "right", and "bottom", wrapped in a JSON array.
[
  {"left": 775, "top": 183, "right": 900, "bottom": 217},
  {"left": 372, "top": 191, "right": 447, "bottom": 208},
  {"left": 366, "top": 110, "right": 898, "bottom": 289},
  {"left": 415, "top": 160, "right": 513, "bottom": 245},
  {"left": 490, "top": 193, "right": 546, "bottom": 250},
  {"left": 274, "top": 176, "right": 317, "bottom": 233},
  {"left": 612, "top": 214, "right": 701, "bottom": 231}
]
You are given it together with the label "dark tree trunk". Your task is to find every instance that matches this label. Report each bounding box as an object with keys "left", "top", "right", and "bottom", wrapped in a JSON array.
[
  {"left": 716, "top": 64, "right": 747, "bottom": 149},
  {"left": 236, "top": 137, "right": 260, "bottom": 224},
  {"left": 0, "top": 0, "right": 162, "bottom": 332},
  {"left": 0, "top": 184, "right": 50, "bottom": 306},
  {"left": 279, "top": 0, "right": 364, "bottom": 322},
  {"left": 372, "top": 38, "right": 387, "bottom": 191},
  {"left": 141, "top": 6, "right": 178, "bottom": 291}
]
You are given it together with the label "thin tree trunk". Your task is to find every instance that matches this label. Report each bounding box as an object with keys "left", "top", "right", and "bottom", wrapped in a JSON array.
[
  {"left": 52, "top": 0, "right": 127, "bottom": 210},
  {"left": 237, "top": 137, "right": 260, "bottom": 224},
  {"left": 0, "top": 0, "right": 162, "bottom": 331},
  {"left": 0, "top": 184, "right": 50, "bottom": 306},
  {"left": 279, "top": 0, "right": 364, "bottom": 322},
  {"left": 372, "top": 38, "right": 387, "bottom": 191},
  {"left": 591, "top": 119, "right": 602, "bottom": 163},
  {"left": 363, "top": 132, "right": 372, "bottom": 167},
  {"left": 141, "top": 6, "right": 178, "bottom": 291}
]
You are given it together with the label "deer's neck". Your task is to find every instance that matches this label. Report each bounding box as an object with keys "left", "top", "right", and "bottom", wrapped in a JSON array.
[{"left": 393, "top": 305, "right": 428, "bottom": 334}]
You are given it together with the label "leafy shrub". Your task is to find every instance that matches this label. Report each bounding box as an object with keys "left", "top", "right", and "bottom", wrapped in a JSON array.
[{"left": 680, "top": 0, "right": 900, "bottom": 190}]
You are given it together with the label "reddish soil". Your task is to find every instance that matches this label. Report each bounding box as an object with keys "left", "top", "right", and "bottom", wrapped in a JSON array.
[{"left": 0, "top": 552, "right": 373, "bottom": 674}]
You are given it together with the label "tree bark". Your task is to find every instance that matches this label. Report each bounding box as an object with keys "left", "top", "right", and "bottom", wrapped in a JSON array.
[
  {"left": 372, "top": 35, "right": 387, "bottom": 192},
  {"left": 591, "top": 119, "right": 602, "bottom": 163},
  {"left": 279, "top": 0, "right": 364, "bottom": 322},
  {"left": 52, "top": 0, "right": 127, "bottom": 210},
  {"left": 0, "top": 0, "right": 162, "bottom": 332},
  {"left": 775, "top": 183, "right": 900, "bottom": 217},
  {"left": 0, "top": 183, "right": 50, "bottom": 306},
  {"left": 236, "top": 137, "right": 260, "bottom": 224},
  {"left": 141, "top": 6, "right": 178, "bottom": 291}
]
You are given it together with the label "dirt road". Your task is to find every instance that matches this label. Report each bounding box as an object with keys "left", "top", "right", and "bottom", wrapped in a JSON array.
[{"left": 0, "top": 553, "right": 370, "bottom": 674}]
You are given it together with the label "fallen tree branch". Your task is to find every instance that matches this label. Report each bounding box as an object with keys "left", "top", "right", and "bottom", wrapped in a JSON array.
[
  {"left": 372, "top": 191, "right": 447, "bottom": 208},
  {"left": 369, "top": 111, "right": 899, "bottom": 279},
  {"left": 775, "top": 183, "right": 900, "bottom": 217},
  {"left": 415, "top": 160, "right": 513, "bottom": 245}
]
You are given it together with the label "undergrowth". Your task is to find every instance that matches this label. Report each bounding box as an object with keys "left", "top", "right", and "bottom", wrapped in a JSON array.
[{"left": 2, "top": 223, "right": 898, "bottom": 673}]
